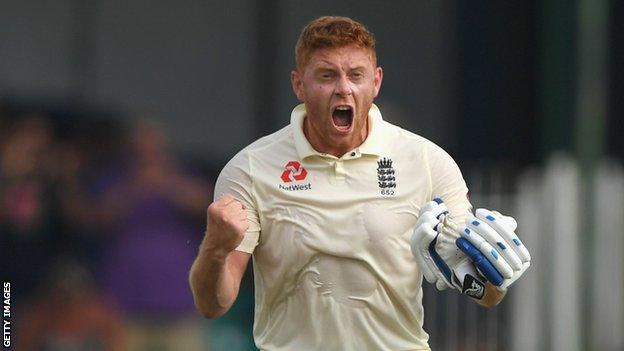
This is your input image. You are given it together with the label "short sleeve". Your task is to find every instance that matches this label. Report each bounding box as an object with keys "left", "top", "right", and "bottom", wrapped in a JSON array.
[
  {"left": 426, "top": 142, "right": 472, "bottom": 224},
  {"left": 425, "top": 142, "right": 473, "bottom": 262},
  {"left": 214, "top": 151, "right": 260, "bottom": 253}
]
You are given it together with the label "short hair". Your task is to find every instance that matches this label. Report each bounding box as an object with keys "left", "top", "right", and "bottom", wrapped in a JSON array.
[{"left": 295, "top": 16, "right": 377, "bottom": 69}]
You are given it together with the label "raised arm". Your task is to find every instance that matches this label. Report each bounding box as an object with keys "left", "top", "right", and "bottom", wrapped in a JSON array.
[{"left": 189, "top": 194, "right": 251, "bottom": 318}]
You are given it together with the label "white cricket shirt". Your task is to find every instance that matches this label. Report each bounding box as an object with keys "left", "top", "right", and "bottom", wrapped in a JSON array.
[{"left": 214, "top": 104, "right": 472, "bottom": 351}]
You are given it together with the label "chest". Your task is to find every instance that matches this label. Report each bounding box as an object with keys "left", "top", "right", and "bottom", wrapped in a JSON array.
[{"left": 252, "top": 155, "right": 431, "bottom": 256}]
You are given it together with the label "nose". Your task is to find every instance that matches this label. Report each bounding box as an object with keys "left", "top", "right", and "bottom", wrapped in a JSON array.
[{"left": 334, "top": 75, "right": 352, "bottom": 96}]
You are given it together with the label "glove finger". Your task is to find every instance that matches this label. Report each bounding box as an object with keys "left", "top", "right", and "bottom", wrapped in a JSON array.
[
  {"left": 415, "top": 211, "right": 441, "bottom": 231},
  {"left": 500, "top": 261, "right": 531, "bottom": 290},
  {"left": 460, "top": 226, "right": 514, "bottom": 279},
  {"left": 418, "top": 199, "right": 449, "bottom": 219},
  {"left": 467, "top": 216, "right": 523, "bottom": 271},
  {"left": 456, "top": 237, "right": 504, "bottom": 286},
  {"left": 411, "top": 221, "right": 437, "bottom": 257},
  {"left": 436, "top": 279, "right": 448, "bottom": 291},
  {"left": 491, "top": 210, "right": 518, "bottom": 230},
  {"left": 476, "top": 209, "right": 531, "bottom": 263}
]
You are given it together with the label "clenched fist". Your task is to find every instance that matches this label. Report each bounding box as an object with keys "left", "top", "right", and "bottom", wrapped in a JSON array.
[{"left": 203, "top": 194, "right": 249, "bottom": 258}]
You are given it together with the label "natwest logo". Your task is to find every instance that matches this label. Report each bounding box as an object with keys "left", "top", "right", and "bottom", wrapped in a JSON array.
[{"left": 281, "top": 161, "right": 307, "bottom": 182}]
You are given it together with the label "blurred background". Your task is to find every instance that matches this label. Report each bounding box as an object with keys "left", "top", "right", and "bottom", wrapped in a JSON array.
[{"left": 1, "top": 0, "right": 622, "bottom": 350}]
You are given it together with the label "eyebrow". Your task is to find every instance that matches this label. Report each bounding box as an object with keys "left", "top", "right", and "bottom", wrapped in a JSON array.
[
  {"left": 313, "top": 60, "right": 339, "bottom": 69},
  {"left": 313, "top": 62, "right": 368, "bottom": 72}
]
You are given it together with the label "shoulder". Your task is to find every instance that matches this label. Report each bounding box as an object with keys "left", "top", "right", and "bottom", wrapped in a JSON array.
[
  {"left": 244, "top": 124, "right": 294, "bottom": 154},
  {"left": 379, "top": 120, "right": 449, "bottom": 157},
  {"left": 377, "top": 120, "right": 461, "bottom": 179},
  {"left": 224, "top": 125, "right": 293, "bottom": 167},
  {"left": 217, "top": 124, "right": 294, "bottom": 180},
  {"left": 214, "top": 124, "right": 294, "bottom": 201}
]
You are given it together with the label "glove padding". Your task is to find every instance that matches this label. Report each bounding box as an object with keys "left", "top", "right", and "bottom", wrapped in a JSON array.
[
  {"left": 410, "top": 198, "right": 479, "bottom": 293},
  {"left": 411, "top": 198, "right": 531, "bottom": 297},
  {"left": 460, "top": 208, "right": 531, "bottom": 290}
]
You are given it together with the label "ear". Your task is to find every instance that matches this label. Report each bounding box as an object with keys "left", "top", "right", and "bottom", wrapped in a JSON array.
[
  {"left": 373, "top": 66, "right": 383, "bottom": 98},
  {"left": 291, "top": 70, "right": 305, "bottom": 102}
]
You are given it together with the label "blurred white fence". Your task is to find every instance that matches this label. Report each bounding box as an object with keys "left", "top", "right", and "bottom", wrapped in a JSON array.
[{"left": 423, "top": 155, "right": 624, "bottom": 351}]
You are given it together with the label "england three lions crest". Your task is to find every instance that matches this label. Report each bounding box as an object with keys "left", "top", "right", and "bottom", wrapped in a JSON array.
[{"left": 377, "top": 157, "right": 396, "bottom": 196}]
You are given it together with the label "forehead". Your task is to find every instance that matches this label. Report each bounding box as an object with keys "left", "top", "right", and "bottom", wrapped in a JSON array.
[{"left": 305, "top": 45, "right": 375, "bottom": 70}]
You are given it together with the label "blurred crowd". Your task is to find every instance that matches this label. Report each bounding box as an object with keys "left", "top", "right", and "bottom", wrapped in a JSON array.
[{"left": 0, "top": 102, "right": 238, "bottom": 350}]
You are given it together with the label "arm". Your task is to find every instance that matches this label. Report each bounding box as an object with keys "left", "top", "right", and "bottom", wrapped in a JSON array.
[
  {"left": 190, "top": 146, "right": 261, "bottom": 318},
  {"left": 189, "top": 194, "right": 251, "bottom": 318},
  {"left": 190, "top": 246, "right": 250, "bottom": 318},
  {"left": 421, "top": 143, "right": 515, "bottom": 307}
]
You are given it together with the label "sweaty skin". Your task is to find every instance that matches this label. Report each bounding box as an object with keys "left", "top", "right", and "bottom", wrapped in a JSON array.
[{"left": 291, "top": 45, "right": 383, "bottom": 158}]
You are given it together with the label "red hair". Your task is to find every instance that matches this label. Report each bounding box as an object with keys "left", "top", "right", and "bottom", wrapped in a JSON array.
[{"left": 295, "top": 16, "right": 377, "bottom": 69}]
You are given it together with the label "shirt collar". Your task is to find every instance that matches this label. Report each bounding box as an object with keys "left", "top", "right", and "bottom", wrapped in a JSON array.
[{"left": 291, "top": 103, "right": 386, "bottom": 160}]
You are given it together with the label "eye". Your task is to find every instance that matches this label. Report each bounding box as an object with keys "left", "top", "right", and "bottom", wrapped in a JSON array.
[{"left": 350, "top": 72, "right": 364, "bottom": 80}]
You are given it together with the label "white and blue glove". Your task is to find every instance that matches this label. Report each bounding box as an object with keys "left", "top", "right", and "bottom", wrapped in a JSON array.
[{"left": 410, "top": 198, "right": 531, "bottom": 298}]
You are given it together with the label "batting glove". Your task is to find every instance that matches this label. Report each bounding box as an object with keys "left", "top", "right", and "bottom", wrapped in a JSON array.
[{"left": 411, "top": 198, "right": 531, "bottom": 299}]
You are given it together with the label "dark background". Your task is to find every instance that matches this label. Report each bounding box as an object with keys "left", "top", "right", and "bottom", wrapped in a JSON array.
[{"left": 2, "top": 0, "right": 621, "bottom": 168}]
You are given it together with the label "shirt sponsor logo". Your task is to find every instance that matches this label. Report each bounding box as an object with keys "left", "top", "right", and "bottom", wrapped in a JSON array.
[
  {"left": 281, "top": 161, "right": 308, "bottom": 182},
  {"left": 279, "top": 161, "right": 311, "bottom": 191},
  {"left": 377, "top": 157, "right": 396, "bottom": 196},
  {"left": 279, "top": 183, "right": 312, "bottom": 191}
]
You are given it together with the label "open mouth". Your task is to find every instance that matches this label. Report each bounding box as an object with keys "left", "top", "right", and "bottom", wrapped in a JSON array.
[{"left": 332, "top": 106, "right": 354, "bottom": 131}]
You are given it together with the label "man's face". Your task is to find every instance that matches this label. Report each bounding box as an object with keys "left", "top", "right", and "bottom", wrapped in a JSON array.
[{"left": 291, "top": 45, "right": 383, "bottom": 157}]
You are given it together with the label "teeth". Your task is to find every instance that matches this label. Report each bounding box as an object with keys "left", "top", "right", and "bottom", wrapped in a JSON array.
[{"left": 335, "top": 106, "right": 351, "bottom": 110}]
